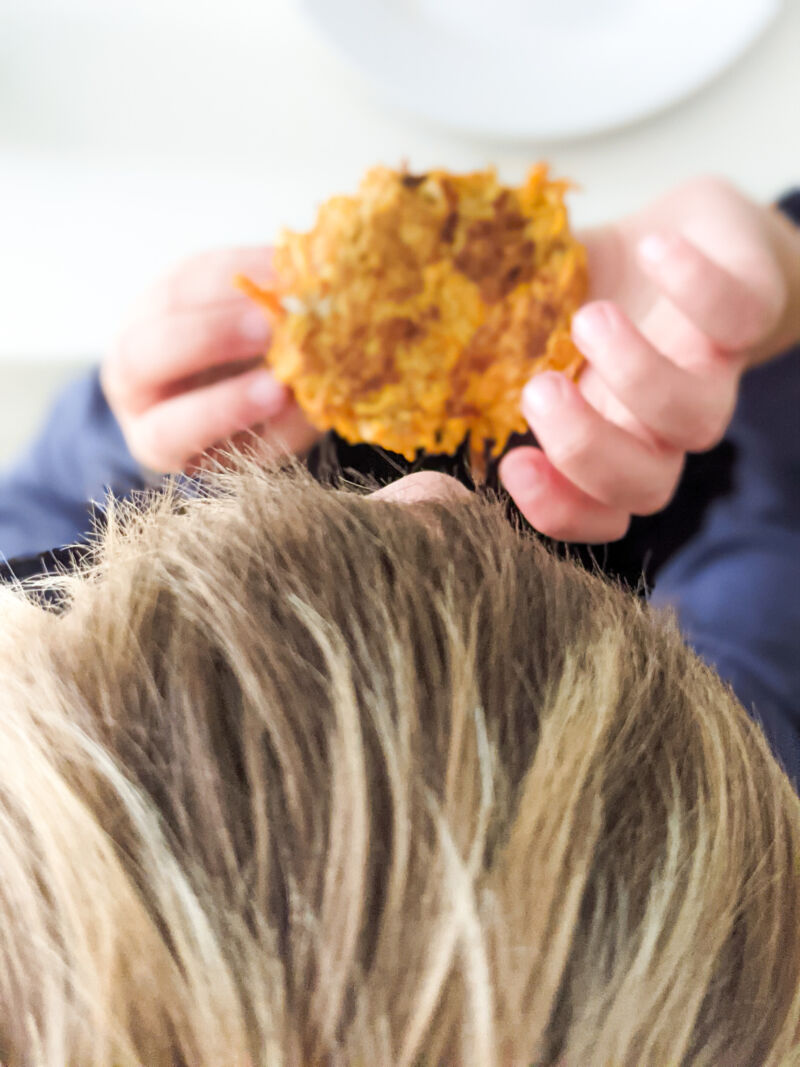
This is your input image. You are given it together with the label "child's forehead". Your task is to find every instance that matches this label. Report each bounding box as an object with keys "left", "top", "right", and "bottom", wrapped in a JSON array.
[{"left": 368, "top": 471, "right": 472, "bottom": 505}]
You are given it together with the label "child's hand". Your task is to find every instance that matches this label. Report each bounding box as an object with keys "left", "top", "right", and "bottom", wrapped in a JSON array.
[
  {"left": 102, "top": 247, "right": 318, "bottom": 473},
  {"left": 500, "top": 177, "right": 800, "bottom": 543}
]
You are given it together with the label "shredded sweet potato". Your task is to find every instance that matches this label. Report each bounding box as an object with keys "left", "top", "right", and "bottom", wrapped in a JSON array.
[{"left": 238, "top": 164, "right": 587, "bottom": 465}]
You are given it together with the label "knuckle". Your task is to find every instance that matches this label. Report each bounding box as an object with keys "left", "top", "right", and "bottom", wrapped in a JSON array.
[
  {"left": 103, "top": 330, "right": 142, "bottom": 398},
  {"left": 683, "top": 175, "right": 739, "bottom": 209},
  {"left": 123, "top": 425, "right": 147, "bottom": 468},
  {"left": 103, "top": 332, "right": 128, "bottom": 377},
  {"left": 99, "top": 361, "right": 122, "bottom": 408},
  {"left": 162, "top": 261, "right": 197, "bottom": 311},
  {"left": 737, "top": 289, "right": 780, "bottom": 345},
  {"left": 684, "top": 392, "right": 736, "bottom": 453},
  {"left": 160, "top": 254, "right": 201, "bottom": 305},
  {"left": 612, "top": 352, "right": 650, "bottom": 398},
  {"left": 694, "top": 174, "right": 735, "bottom": 199},
  {"left": 132, "top": 253, "right": 199, "bottom": 318},
  {"left": 635, "top": 486, "right": 673, "bottom": 516},
  {"left": 126, "top": 422, "right": 169, "bottom": 473},
  {"left": 607, "top": 515, "right": 632, "bottom": 542},
  {"left": 540, "top": 510, "right": 630, "bottom": 544},
  {"left": 545, "top": 424, "right": 594, "bottom": 472},
  {"left": 513, "top": 488, "right": 576, "bottom": 541},
  {"left": 634, "top": 461, "right": 683, "bottom": 516},
  {"left": 685, "top": 416, "right": 727, "bottom": 453},
  {"left": 668, "top": 247, "right": 702, "bottom": 289},
  {"left": 536, "top": 513, "right": 582, "bottom": 542}
]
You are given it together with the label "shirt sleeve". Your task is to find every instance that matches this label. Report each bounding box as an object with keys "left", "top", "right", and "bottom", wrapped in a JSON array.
[
  {"left": 0, "top": 368, "right": 148, "bottom": 561},
  {"left": 652, "top": 344, "right": 800, "bottom": 786}
]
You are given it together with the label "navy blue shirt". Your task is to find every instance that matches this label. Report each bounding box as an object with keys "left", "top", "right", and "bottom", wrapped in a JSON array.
[
  {"left": 0, "top": 369, "right": 147, "bottom": 558},
  {"left": 651, "top": 347, "right": 800, "bottom": 784}
]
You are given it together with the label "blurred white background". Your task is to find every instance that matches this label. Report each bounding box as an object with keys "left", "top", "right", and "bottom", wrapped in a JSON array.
[{"left": 1, "top": 0, "right": 798, "bottom": 461}]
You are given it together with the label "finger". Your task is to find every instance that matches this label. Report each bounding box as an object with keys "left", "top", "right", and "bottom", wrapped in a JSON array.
[
  {"left": 124, "top": 367, "right": 293, "bottom": 473},
  {"left": 521, "top": 372, "right": 684, "bottom": 515},
  {"left": 130, "top": 246, "right": 276, "bottom": 321},
  {"left": 572, "top": 301, "right": 739, "bottom": 452},
  {"left": 576, "top": 224, "right": 626, "bottom": 301},
  {"left": 259, "top": 401, "right": 321, "bottom": 459},
  {"left": 187, "top": 404, "right": 321, "bottom": 473},
  {"left": 107, "top": 302, "right": 272, "bottom": 411},
  {"left": 499, "top": 447, "right": 630, "bottom": 543},
  {"left": 637, "top": 231, "right": 779, "bottom": 350}
]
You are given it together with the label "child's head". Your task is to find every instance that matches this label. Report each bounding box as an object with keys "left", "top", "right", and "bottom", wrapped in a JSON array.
[{"left": 1, "top": 465, "right": 798, "bottom": 1066}]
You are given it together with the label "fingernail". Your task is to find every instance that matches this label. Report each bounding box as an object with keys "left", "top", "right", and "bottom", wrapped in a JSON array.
[
  {"left": 247, "top": 370, "right": 289, "bottom": 415},
  {"left": 572, "top": 302, "right": 614, "bottom": 346},
  {"left": 522, "top": 373, "right": 566, "bottom": 418},
  {"left": 638, "top": 233, "right": 676, "bottom": 264},
  {"left": 240, "top": 308, "right": 271, "bottom": 343}
]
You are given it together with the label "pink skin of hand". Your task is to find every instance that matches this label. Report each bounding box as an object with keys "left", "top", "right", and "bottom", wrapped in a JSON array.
[
  {"left": 102, "top": 247, "right": 317, "bottom": 474},
  {"left": 103, "top": 179, "right": 800, "bottom": 526},
  {"left": 499, "top": 177, "right": 800, "bottom": 543}
]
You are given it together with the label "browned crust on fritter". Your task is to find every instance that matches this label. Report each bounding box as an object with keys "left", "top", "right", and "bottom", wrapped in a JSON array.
[{"left": 240, "top": 164, "right": 588, "bottom": 463}]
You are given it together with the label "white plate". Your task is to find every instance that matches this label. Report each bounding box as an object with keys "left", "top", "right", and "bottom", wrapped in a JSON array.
[{"left": 300, "top": 0, "right": 781, "bottom": 140}]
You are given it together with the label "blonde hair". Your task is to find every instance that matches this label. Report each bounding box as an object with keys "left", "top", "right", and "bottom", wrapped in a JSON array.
[{"left": 0, "top": 464, "right": 798, "bottom": 1066}]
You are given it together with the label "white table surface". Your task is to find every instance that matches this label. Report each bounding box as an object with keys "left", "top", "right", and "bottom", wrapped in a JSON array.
[{"left": 1, "top": 0, "right": 799, "bottom": 363}]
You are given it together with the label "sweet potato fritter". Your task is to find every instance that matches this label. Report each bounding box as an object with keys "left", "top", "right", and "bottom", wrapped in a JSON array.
[{"left": 239, "top": 164, "right": 588, "bottom": 463}]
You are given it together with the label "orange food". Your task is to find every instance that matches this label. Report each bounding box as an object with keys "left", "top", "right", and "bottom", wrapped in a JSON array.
[{"left": 239, "top": 164, "right": 587, "bottom": 465}]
